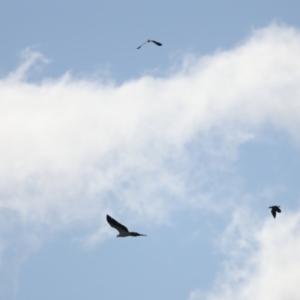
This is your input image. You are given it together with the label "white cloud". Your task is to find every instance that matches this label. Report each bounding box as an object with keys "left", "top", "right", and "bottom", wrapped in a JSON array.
[
  {"left": 1, "top": 23, "right": 300, "bottom": 296},
  {"left": 189, "top": 209, "right": 300, "bottom": 300}
]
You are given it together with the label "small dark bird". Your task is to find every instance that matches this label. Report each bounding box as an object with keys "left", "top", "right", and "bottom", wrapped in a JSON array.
[
  {"left": 269, "top": 206, "right": 281, "bottom": 218},
  {"left": 106, "top": 215, "right": 146, "bottom": 237},
  {"left": 137, "top": 39, "right": 163, "bottom": 49}
]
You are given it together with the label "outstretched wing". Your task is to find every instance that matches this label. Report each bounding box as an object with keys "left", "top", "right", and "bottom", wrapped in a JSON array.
[
  {"left": 150, "top": 40, "right": 162, "bottom": 46},
  {"left": 271, "top": 209, "right": 276, "bottom": 218},
  {"left": 275, "top": 207, "right": 281, "bottom": 213},
  {"left": 137, "top": 40, "right": 149, "bottom": 49},
  {"left": 107, "top": 215, "right": 129, "bottom": 234}
]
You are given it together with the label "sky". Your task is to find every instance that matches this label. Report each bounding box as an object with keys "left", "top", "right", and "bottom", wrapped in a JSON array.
[{"left": 1, "top": 1, "right": 300, "bottom": 300}]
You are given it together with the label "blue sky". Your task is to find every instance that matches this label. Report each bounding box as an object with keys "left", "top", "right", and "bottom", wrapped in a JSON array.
[{"left": 1, "top": 1, "right": 300, "bottom": 300}]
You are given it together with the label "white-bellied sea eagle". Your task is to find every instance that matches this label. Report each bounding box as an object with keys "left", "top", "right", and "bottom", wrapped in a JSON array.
[
  {"left": 269, "top": 206, "right": 281, "bottom": 218},
  {"left": 107, "top": 215, "right": 147, "bottom": 237},
  {"left": 137, "top": 39, "right": 162, "bottom": 49}
]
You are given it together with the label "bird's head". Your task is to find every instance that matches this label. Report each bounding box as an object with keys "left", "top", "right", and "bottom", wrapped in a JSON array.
[{"left": 130, "top": 232, "right": 146, "bottom": 237}]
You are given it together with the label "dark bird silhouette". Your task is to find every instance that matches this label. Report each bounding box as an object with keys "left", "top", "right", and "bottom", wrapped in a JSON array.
[
  {"left": 269, "top": 206, "right": 281, "bottom": 218},
  {"left": 137, "top": 39, "right": 163, "bottom": 49},
  {"left": 106, "top": 215, "right": 146, "bottom": 237}
]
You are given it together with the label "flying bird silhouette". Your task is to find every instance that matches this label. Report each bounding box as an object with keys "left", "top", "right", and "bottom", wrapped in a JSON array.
[
  {"left": 106, "top": 215, "right": 146, "bottom": 237},
  {"left": 137, "top": 39, "right": 163, "bottom": 49},
  {"left": 269, "top": 206, "right": 281, "bottom": 218}
]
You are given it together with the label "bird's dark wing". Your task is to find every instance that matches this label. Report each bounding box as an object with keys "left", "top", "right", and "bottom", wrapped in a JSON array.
[
  {"left": 107, "top": 215, "right": 129, "bottom": 234},
  {"left": 150, "top": 40, "right": 162, "bottom": 46},
  {"left": 137, "top": 40, "right": 149, "bottom": 49},
  {"left": 271, "top": 208, "right": 276, "bottom": 218},
  {"left": 275, "top": 207, "right": 281, "bottom": 213}
]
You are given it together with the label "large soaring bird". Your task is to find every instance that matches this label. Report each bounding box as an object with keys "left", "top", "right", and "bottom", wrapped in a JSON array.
[
  {"left": 137, "top": 39, "right": 163, "bottom": 49},
  {"left": 106, "top": 215, "right": 146, "bottom": 237},
  {"left": 269, "top": 206, "right": 281, "bottom": 218}
]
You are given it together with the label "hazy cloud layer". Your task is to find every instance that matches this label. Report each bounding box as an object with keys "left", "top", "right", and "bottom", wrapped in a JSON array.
[
  {"left": 1, "top": 23, "right": 300, "bottom": 296},
  {"left": 189, "top": 210, "right": 300, "bottom": 300}
]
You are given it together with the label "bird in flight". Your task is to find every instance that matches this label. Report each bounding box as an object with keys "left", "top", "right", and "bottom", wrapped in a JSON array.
[
  {"left": 137, "top": 39, "right": 163, "bottom": 49},
  {"left": 269, "top": 206, "right": 281, "bottom": 218},
  {"left": 106, "top": 215, "right": 146, "bottom": 237}
]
